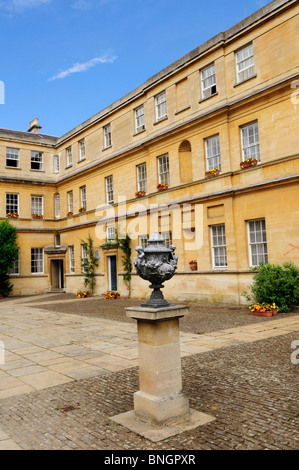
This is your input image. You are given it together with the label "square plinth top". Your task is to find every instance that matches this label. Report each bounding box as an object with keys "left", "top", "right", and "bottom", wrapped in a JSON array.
[{"left": 125, "top": 305, "right": 189, "bottom": 321}]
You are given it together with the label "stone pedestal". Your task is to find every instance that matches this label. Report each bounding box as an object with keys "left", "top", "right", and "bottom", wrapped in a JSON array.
[
  {"left": 111, "top": 305, "right": 215, "bottom": 442},
  {"left": 129, "top": 305, "right": 189, "bottom": 426}
]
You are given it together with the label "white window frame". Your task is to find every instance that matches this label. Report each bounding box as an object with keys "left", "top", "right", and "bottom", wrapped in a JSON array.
[
  {"left": 31, "top": 248, "right": 44, "bottom": 274},
  {"left": 67, "top": 191, "right": 73, "bottom": 213},
  {"left": 205, "top": 135, "right": 221, "bottom": 171},
  {"left": 54, "top": 193, "right": 60, "bottom": 219},
  {"left": 54, "top": 234, "right": 61, "bottom": 247},
  {"left": 53, "top": 155, "right": 59, "bottom": 173},
  {"left": 158, "top": 154, "right": 170, "bottom": 186},
  {"left": 211, "top": 224, "right": 227, "bottom": 269},
  {"left": 201, "top": 63, "right": 216, "bottom": 99},
  {"left": 106, "top": 176, "right": 114, "bottom": 204},
  {"left": 236, "top": 43, "right": 255, "bottom": 84},
  {"left": 31, "top": 151, "right": 43, "bottom": 171},
  {"left": 160, "top": 231, "right": 172, "bottom": 249},
  {"left": 247, "top": 219, "right": 268, "bottom": 267},
  {"left": 241, "top": 121, "right": 260, "bottom": 162},
  {"left": 6, "top": 148, "right": 20, "bottom": 168},
  {"left": 81, "top": 244, "right": 88, "bottom": 273},
  {"left": 104, "top": 124, "right": 112, "bottom": 149},
  {"left": 31, "top": 195, "right": 43, "bottom": 217},
  {"left": 66, "top": 147, "right": 72, "bottom": 167},
  {"left": 138, "top": 235, "right": 149, "bottom": 250},
  {"left": 80, "top": 186, "right": 87, "bottom": 210},
  {"left": 79, "top": 139, "right": 85, "bottom": 161},
  {"left": 6, "top": 193, "right": 19, "bottom": 216},
  {"left": 107, "top": 225, "right": 115, "bottom": 241},
  {"left": 69, "top": 246, "right": 75, "bottom": 273},
  {"left": 135, "top": 105, "right": 145, "bottom": 133},
  {"left": 10, "top": 248, "right": 20, "bottom": 276},
  {"left": 137, "top": 163, "right": 147, "bottom": 193},
  {"left": 155, "top": 91, "right": 167, "bottom": 121}
]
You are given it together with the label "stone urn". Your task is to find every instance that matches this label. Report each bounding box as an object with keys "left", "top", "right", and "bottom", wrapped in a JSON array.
[{"left": 134, "top": 231, "right": 178, "bottom": 308}]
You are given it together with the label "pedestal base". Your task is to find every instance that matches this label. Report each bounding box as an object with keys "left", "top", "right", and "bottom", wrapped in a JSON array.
[
  {"left": 111, "top": 409, "right": 215, "bottom": 443},
  {"left": 134, "top": 390, "right": 190, "bottom": 427}
]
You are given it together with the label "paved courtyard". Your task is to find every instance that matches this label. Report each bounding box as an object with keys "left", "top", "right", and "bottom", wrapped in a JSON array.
[{"left": 0, "top": 294, "right": 298, "bottom": 450}]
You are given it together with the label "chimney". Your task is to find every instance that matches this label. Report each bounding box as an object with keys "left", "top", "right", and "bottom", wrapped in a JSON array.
[{"left": 28, "top": 118, "right": 42, "bottom": 134}]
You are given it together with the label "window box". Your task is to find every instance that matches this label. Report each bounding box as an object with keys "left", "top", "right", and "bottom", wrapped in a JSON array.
[
  {"left": 157, "top": 183, "right": 168, "bottom": 191},
  {"left": 249, "top": 303, "right": 278, "bottom": 317},
  {"left": 240, "top": 158, "right": 258, "bottom": 169},
  {"left": 78, "top": 207, "right": 86, "bottom": 213},
  {"left": 7, "top": 212, "right": 19, "bottom": 218},
  {"left": 205, "top": 168, "right": 220, "bottom": 178},
  {"left": 32, "top": 214, "right": 43, "bottom": 219},
  {"left": 135, "top": 190, "right": 146, "bottom": 198},
  {"left": 67, "top": 211, "right": 73, "bottom": 217}
]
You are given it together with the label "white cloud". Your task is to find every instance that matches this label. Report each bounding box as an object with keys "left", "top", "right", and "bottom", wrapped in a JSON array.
[
  {"left": 72, "top": 0, "right": 92, "bottom": 10},
  {"left": 0, "top": 0, "right": 52, "bottom": 13},
  {"left": 48, "top": 54, "right": 117, "bottom": 81}
]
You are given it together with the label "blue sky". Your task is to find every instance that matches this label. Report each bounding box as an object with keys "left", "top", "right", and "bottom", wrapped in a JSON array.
[{"left": 0, "top": 0, "right": 269, "bottom": 137}]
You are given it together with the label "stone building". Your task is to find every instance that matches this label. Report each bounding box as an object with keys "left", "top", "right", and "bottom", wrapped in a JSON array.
[{"left": 0, "top": 0, "right": 298, "bottom": 304}]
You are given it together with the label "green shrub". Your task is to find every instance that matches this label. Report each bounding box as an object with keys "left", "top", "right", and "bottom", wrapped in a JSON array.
[
  {"left": 245, "top": 262, "right": 299, "bottom": 313},
  {"left": 0, "top": 220, "right": 19, "bottom": 297}
]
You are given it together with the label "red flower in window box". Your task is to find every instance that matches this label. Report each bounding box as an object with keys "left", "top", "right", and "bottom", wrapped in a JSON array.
[
  {"left": 78, "top": 207, "right": 86, "bottom": 213},
  {"left": 240, "top": 158, "right": 258, "bottom": 168},
  {"left": 157, "top": 183, "right": 168, "bottom": 191},
  {"left": 32, "top": 214, "right": 43, "bottom": 219},
  {"left": 7, "top": 212, "right": 19, "bottom": 218},
  {"left": 135, "top": 191, "right": 146, "bottom": 198},
  {"left": 205, "top": 168, "right": 220, "bottom": 178},
  {"left": 67, "top": 211, "right": 73, "bottom": 217}
]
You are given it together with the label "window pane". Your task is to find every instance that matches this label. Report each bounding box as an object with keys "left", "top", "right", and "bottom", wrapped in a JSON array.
[
  {"left": 211, "top": 225, "right": 227, "bottom": 268},
  {"left": 205, "top": 135, "right": 221, "bottom": 171},
  {"left": 31, "top": 151, "right": 43, "bottom": 170},
  {"left": 248, "top": 219, "right": 268, "bottom": 266},
  {"left": 6, "top": 148, "right": 19, "bottom": 167}
]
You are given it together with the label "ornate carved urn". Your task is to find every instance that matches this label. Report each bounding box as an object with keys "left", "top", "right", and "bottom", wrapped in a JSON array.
[{"left": 134, "top": 231, "right": 178, "bottom": 308}]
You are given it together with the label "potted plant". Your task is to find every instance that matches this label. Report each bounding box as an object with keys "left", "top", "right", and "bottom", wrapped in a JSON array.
[
  {"left": 205, "top": 168, "right": 220, "bottom": 178},
  {"left": 135, "top": 190, "right": 146, "bottom": 198},
  {"left": 104, "top": 290, "right": 120, "bottom": 299},
  {"left": 67, "top": 211, "right": 73, "bottom": 217},
  {"left": 7, "top": 212, "right": 19, "bottom": 218},
  {"left": 240, "top": 158, "right": 258, "bottom": 169},
  {"left": 189, "top": 260, "right": 198, "bottom": 271},
  {"left": 157, "top": 183, "right": 168, "bottom": 191},
  {"left": 78, "top": 207, "right": 86, "bottom": 213},
  {"left": 249, "top": 303, "right": 279, "bottom": 317},
  {"left": 76, "top": 290, "right": 90, "bottom": 298}
]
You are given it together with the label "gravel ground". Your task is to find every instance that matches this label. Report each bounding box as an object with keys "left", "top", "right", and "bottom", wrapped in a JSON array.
[{"left": 19, "top": 293, "right": 299, "bottom": 334}]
